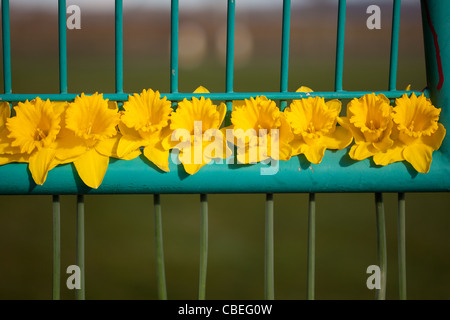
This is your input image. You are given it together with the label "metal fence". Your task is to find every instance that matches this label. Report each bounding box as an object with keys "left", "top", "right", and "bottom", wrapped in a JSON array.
[{"left": 0, "top": 0, "right": 449, "bottom": 300}]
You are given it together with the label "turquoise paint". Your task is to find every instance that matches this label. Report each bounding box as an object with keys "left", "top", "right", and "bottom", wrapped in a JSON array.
[
  {"left": 0, "top": 90, "right": 429, "bottom": 103},
  {"left": 2, "top": 0, "right": 12, "bottom": 94},
  {"left": 115, "top": 0, "right": 123, "bottom": 94},
  {"left": 335, "top": 0, "right": 346, "bottom": 91}
]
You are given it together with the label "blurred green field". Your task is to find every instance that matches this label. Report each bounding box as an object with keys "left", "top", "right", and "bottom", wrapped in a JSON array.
[{"left": 1, "top": 2, "right": 449, "bottom": 300}]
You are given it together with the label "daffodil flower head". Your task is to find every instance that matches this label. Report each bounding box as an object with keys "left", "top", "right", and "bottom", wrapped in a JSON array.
[
  {"left": 167, "top": 86, "right": 229, "bottom": 175},
  {"left": 284, "top": 96, "right": 352, "bottom": 164},
  {"left": 0, "top": 101, "right": 28, "bottom": 165},
  {"left": 2, "top": 98, "right": 62, "bottom": 185},
  {"left": 7, "top": 98, "right": 61, "bottom": 154},
  {"left": 65, "top": 93, "right": 118, "bottom": 146},
  {"left": 374, "top": 93, "right": 446, "bottom": 173},
  {"left": 230, "top": 96, "right": 293, "bottom": 164},
  {"left": 55, "top": 93, "right": 120, "bottom": 189},
  {"left": 118, "top": 89, "right": 172, "bottom": 171},
  {"left": 341, "top": 93, "right": 394, "bottom": 161}
]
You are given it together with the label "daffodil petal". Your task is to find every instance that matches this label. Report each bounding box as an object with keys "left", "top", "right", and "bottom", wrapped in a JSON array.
[
  {"left": 116, "top": 134, "right": 145, "bottom": 159},
  {"left": 373, "top": 143, "right": 405, "bottom": 166},
  {"left": 73, "top": 149, "right": 109, "bottom": 189},
  {"left": 275, "top": 141, "right": 293, "bottom": 161},
  {"left": 96, "top": 136, "right": 122, "bottom": 158},
  {"left": 29, "top": 148, "right": 56, "bottom": 185},
  {"left": 296, "top": 86, "right": 314, "bottom": 93},
  {"left": 182, "top": 162, "right": 206, "bottom": 175},
  {"left": 143, "top": 143, "right": 170, "bottom": 172},
  {"left": 0, "top": 101, "right": 11, "bottom": 127},
  {"left": 340, "top": 117, "right": 365, "bottom": 143},
  {"left": 303, "top": 144, "right": 326, "bottom": 164},
  {"left": 54, "top": 135, "right": 87, "bottom": 162},
  {"left": 236, "top": 145, "right": 258, "bottom": 164},
  {"left": 193, "top": 86, "right": 210, "bottom": 94},
  {"left": 403, "top": 143, "right": 434, "bottom": 173},
  {"left": 325, "top": 99, "right": 342, "bottom": 114},
  {"left": 279, "top": 114, "right": 294, "bottom": 143},
  {"left": 217, "top": 102, "right": 227, "bottom": 127},
  {"left": 321, "top": 126, "right": 353, "bottom": 150},
  {"left": 290, "top": 135, "right": 305, "bottom": 156},
  {"left": 349, "top": 142, "right": 376, "bottom": 161},
  {"left": 421, "top": 123, "right": 446, "bottom": 150},
  {"left": 0, "top": 152, "right": 29, "bottom": 165}
]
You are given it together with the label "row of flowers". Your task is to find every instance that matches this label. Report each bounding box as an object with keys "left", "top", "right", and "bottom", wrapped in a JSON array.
[{"left": 0, "top": 86, "right": 446, "bottom": 189}]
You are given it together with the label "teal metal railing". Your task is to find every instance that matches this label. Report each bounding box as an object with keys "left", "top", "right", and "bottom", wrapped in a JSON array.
[{"left": 1, "top": 0, "right": 449, "bottom": 300}]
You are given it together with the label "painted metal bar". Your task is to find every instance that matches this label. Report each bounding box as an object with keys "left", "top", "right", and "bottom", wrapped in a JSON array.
[
  {"left": 58, "top": 0, "right": 68, "bottom": 94},
  {"left": 225, "top": 0, "right": 235, "bottom": 118},
  {"left": 115, "top": 0, "right": 124, "bottom": 93},
  {"left": 375, "top": 193, "right": 387, "bottom": 300},
  {"left": 398, "top": 192, "right": 407, "bottom": 300},
  {"left": 389, "top": 0, "right": 402, "bottom": 91},
  {"left": 0, "top": 90, "right": 430, "bottom": 103},
  {"left": 265, "top": 193, "right": 274, "bottom": 300},
  {"left": 76, "top": 195, "right": 85, "bottom": 300},
  {"left": 170, "top": 0, "right": 179, "bottom": 93},
  {"left": 1, "top": 0, "right": 12, "bottom": 94},
  {"left": 335, "top": 0, "right": 346, "bottom": 91},
  {"left": 306, "top": 193, "right": 315, "bottom": 300},
  {"left": 226, "top": 0, "right": 235, "bottom": 96},
  {"left": 0, "top": 149, "right": 449, "bottom": 195},
  {"left": 280, "top": 0, "right": 291, "bottom": 110},
  {"left": 154, "top": 194, "right": 167, "bottom": 300},
  {"left": 52, "top": 195, "right": 61, "bottom": 300},
  {"left": 198, "top": 193, "right": 208, "bottom": 300}
]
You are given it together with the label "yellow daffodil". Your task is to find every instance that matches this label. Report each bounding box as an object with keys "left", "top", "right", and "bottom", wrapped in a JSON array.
[
  {"left": 163, "top": 86, "right": 231, "bottom": 175},
  {"left": 228, "top": 96, "right": 293, "bottom": 164},
  {"left": 374, "top": 93, "right": 446, "bottom": 173},
  {"left": 341, "top": 93, "right": 394, "bottom": 161},
  {"left": 0, "top": 98, "right": 62, "bottom": 185},
  {"left": 284, "top": 96, "right": 352, "bottom": 164},
  {"left": 54, "top": 93, "right": 123, "bottom": 189},
  {"left": 117, "top": 89, "right": 173, "bottom": 172}
]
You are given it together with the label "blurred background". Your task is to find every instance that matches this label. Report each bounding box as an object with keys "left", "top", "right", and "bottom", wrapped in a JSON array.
[{"left": 0, "top": 0, "right": 449, "bottom": 300}]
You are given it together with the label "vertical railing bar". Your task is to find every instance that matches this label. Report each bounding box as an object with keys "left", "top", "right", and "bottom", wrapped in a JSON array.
[
  {"left": 52, "top": 195, "right": 61, "bottom": 300},
  {"left": 335, "top": 0, "right": 346, "bottom": 92},
  {"left": 375, "top": 192, "right": 387, "bottom": 300},
  {"left": 54, "top": 1, "right": 66, "bottom": 300},
  {"left": 388, "top": 0, "right": 406, "bottom": 300},
  {"left": 198, "top": 193, "right": 208, "bottom": 300},
  {"left": 398, "top": 192, "right": 407, "bottom": 300},
  {"left": 76, "top": 195, "right": 85, "bottom": 300},
  {"left": 58, "top": 0, "right": 67, "bottom": 94},
  {"left": 115, "top": 0, "right": 124, "bottom": 94},
  {"left": 306, "top": 193, "right": 316, "bottom": 300},
  {"left": 154, "top": 194, "right": 167, "bottom": 300},
  {"left": 225, "top": 0, "right": 235, "bottom": 122},
  {"left": 280, "top": 0, "right": 291, "bottom": 111},
  {"left": 265, "top": 193, "right": 274, "bottom": 300},
  {"left": 2, "top": 0, "right": 12, "bottom": 94},
  {"left": 170, "top": 0, "right": 179, "bottom": 94},
  {"left": 389, "top": 0, "right": 401, "bottom": 91}
]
